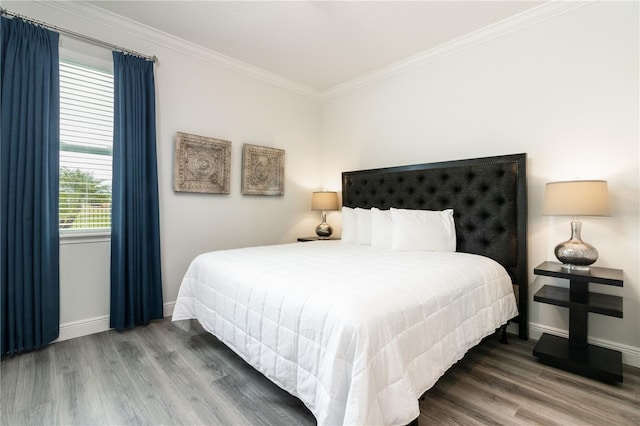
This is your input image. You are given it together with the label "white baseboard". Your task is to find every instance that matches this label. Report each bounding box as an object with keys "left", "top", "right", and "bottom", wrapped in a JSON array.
[
  {"left": 528, "top": 322, "right": 640, "bottom": 368},
  {"left": 55, "top": 301, "right": 177, "bottom": 343},
  {"left": 55, "top": 314, "right": 111, "bottom": 342},
  {"left": 163, "top": 301, "right": 175, "bottom": 317}
]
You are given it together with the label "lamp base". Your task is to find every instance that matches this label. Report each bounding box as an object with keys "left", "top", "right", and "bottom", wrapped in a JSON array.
[
  {"left": 559, "top": 263, "right": 592, "bottom": 272},
  {"left": 554, "top": 218, "right": 598, "bottom": 271},
  {"left": 315, "top": 221, "right": 333, "bottom": 239}
]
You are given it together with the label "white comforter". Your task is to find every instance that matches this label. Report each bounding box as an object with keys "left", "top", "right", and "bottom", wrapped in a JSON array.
[{"left": 172, "top": 241, "right": 518, "bottom": 426}]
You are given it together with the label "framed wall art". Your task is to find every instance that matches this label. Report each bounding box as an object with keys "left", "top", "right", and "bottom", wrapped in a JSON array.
[
  {"left": 241, "top": 144, "right": 285, "bottom": 196},
  {"left": 174, "top": 132, "right": 231, "bottom": 194}
]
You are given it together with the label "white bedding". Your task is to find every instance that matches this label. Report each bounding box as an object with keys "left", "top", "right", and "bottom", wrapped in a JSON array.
[{"left": 172, "top": 241, "right": 518, "bottom": 426}]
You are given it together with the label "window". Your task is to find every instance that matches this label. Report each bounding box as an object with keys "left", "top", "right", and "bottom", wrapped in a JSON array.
[{"left": 59, "top": 60, "right": 113, "bottom": 232}]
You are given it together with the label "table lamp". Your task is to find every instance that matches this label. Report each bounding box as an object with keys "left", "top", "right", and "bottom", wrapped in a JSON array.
[
  {"left": 311, "top": 191, "right": 339, "bottom": 239},
  {"left": 543, "top": 180, "right": 610, "bottom": 270}
]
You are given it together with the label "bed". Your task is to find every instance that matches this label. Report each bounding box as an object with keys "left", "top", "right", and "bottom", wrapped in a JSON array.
[{"left": 173, "top": 153, "right": 528, "bottom": 426}]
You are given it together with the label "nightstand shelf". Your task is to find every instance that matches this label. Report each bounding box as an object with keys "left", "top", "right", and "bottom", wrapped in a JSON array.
[
  {"left": 532, "top": 261, "right": 624, "bottom": 383},
  {"left": 297, "top": 237, "right": 340, "bottom": 242},
  {"left": 533, "top": 261, "right": 623, "bottom": 286},
  {"left": 534, "top": 334, "right": 622, "bottom": 383},
  {"left": 534, "top": 285, "right": 622, "bottom": 318}
]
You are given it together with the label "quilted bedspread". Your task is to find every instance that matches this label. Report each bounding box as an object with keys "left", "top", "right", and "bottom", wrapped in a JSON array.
[{"left": 172, "top": 241, "right": 518, "bottom": 426}]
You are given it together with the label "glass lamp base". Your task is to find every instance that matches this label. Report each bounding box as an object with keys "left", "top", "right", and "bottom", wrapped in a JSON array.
[
  {"left": 554, "top": 218, "right": 598, "bottom": 271},
  {"left": 315, "top": 222, "right": 333, "bottom": 239}
]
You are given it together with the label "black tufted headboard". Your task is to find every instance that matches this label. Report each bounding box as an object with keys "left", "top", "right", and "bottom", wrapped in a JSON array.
[{"left": 342, "top": 153, "right": 528, "bottom": 339}]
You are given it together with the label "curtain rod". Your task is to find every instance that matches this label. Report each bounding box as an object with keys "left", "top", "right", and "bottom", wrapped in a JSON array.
[{"left": 1, "top": 8, "right": 157, "bottom": 63}]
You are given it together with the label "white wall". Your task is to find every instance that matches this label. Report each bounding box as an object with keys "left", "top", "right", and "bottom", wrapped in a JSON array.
[
  {"left": 321, "top": 2, "right": 640, "bottom": 364},
  {"left": 5, "top": 1, "right": 322, "bottom": 338}
]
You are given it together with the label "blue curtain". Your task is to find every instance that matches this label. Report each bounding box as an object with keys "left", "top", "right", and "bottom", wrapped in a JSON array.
[
  {"left": 110, "top": 52, "right": 163, "bottom": 331},
  {"left": 1, "top": 17, "right": 60, "bottom": 355}
]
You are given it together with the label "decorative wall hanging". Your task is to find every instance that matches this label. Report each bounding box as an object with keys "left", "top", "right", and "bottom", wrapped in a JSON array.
[
  {"left": 241, "top": 144, "right": 285, "bottom": 196},
  {"left": 174, "top": 132, "right": 231, "bottom": 194}
]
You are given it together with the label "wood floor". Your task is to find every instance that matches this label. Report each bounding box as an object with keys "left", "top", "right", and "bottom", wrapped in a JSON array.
[{"left": 2, "top": 318, "right": 638, "bottom": 425}]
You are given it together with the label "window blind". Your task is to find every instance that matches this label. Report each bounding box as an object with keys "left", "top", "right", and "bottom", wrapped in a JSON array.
[{"left": 59, "top": 60, "right": 114, "bottom": 231}]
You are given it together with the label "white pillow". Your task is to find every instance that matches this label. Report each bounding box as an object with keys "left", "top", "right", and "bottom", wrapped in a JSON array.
[
  {"left": 370, "top": 207, "right": 392, "bottom": 249},
  {"left": 390, "top": 208, "right": 456, "bottom": 252},
  {"left": 341, "top": 206, "right": 356, "bottom": 243},
  {"left": 354, "top": 208, "right": 371, "bottom": 245}
]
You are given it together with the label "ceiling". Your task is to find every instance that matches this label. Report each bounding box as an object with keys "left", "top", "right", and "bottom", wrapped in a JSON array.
[{"left": 88, "top": 1, "right": 545, "bottom": 92}]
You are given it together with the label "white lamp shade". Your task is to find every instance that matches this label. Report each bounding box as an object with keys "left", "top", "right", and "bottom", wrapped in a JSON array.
[
  {"left": 543, "top": 180, "right": 610, "bottom": 216},
  {"left": 311, "top": 191, "right": 339, "bottom": 211}
]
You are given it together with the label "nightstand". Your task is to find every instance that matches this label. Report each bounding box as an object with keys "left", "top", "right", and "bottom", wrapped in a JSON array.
[
  {"left": 297, "top": 237, "right": 340, "bottom": 242},
  {"left": 532, "top": 261, "right": 623, "bottom": 383}
]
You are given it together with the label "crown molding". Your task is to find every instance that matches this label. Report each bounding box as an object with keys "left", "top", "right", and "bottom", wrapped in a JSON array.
[
  {"left": 39, "top": 0, "right": 321, "bottom": 100},
  {"left": 37, "top": 0, "right": 589, "bottom": 102},
  {"left": 321, "top": 0, "right": 591, "bottom": 100}
]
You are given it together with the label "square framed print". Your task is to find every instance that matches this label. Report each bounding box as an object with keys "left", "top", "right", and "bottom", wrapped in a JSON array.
[
  {"left": 174, "top": 132, "right": 231, "bottom": 194},
  {"left": 241, "top": 144, "right": 285, "bottom": 196}
]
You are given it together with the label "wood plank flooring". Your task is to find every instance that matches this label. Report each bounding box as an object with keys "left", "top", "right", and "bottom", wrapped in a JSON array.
[{"left": 2, "top": 318, "right": 638, "bottom": 425}]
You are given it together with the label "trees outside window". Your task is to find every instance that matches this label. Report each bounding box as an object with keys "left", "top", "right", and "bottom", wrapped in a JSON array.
[{"left": 59, "top": 167, "right": 111, "bottom": 229}]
